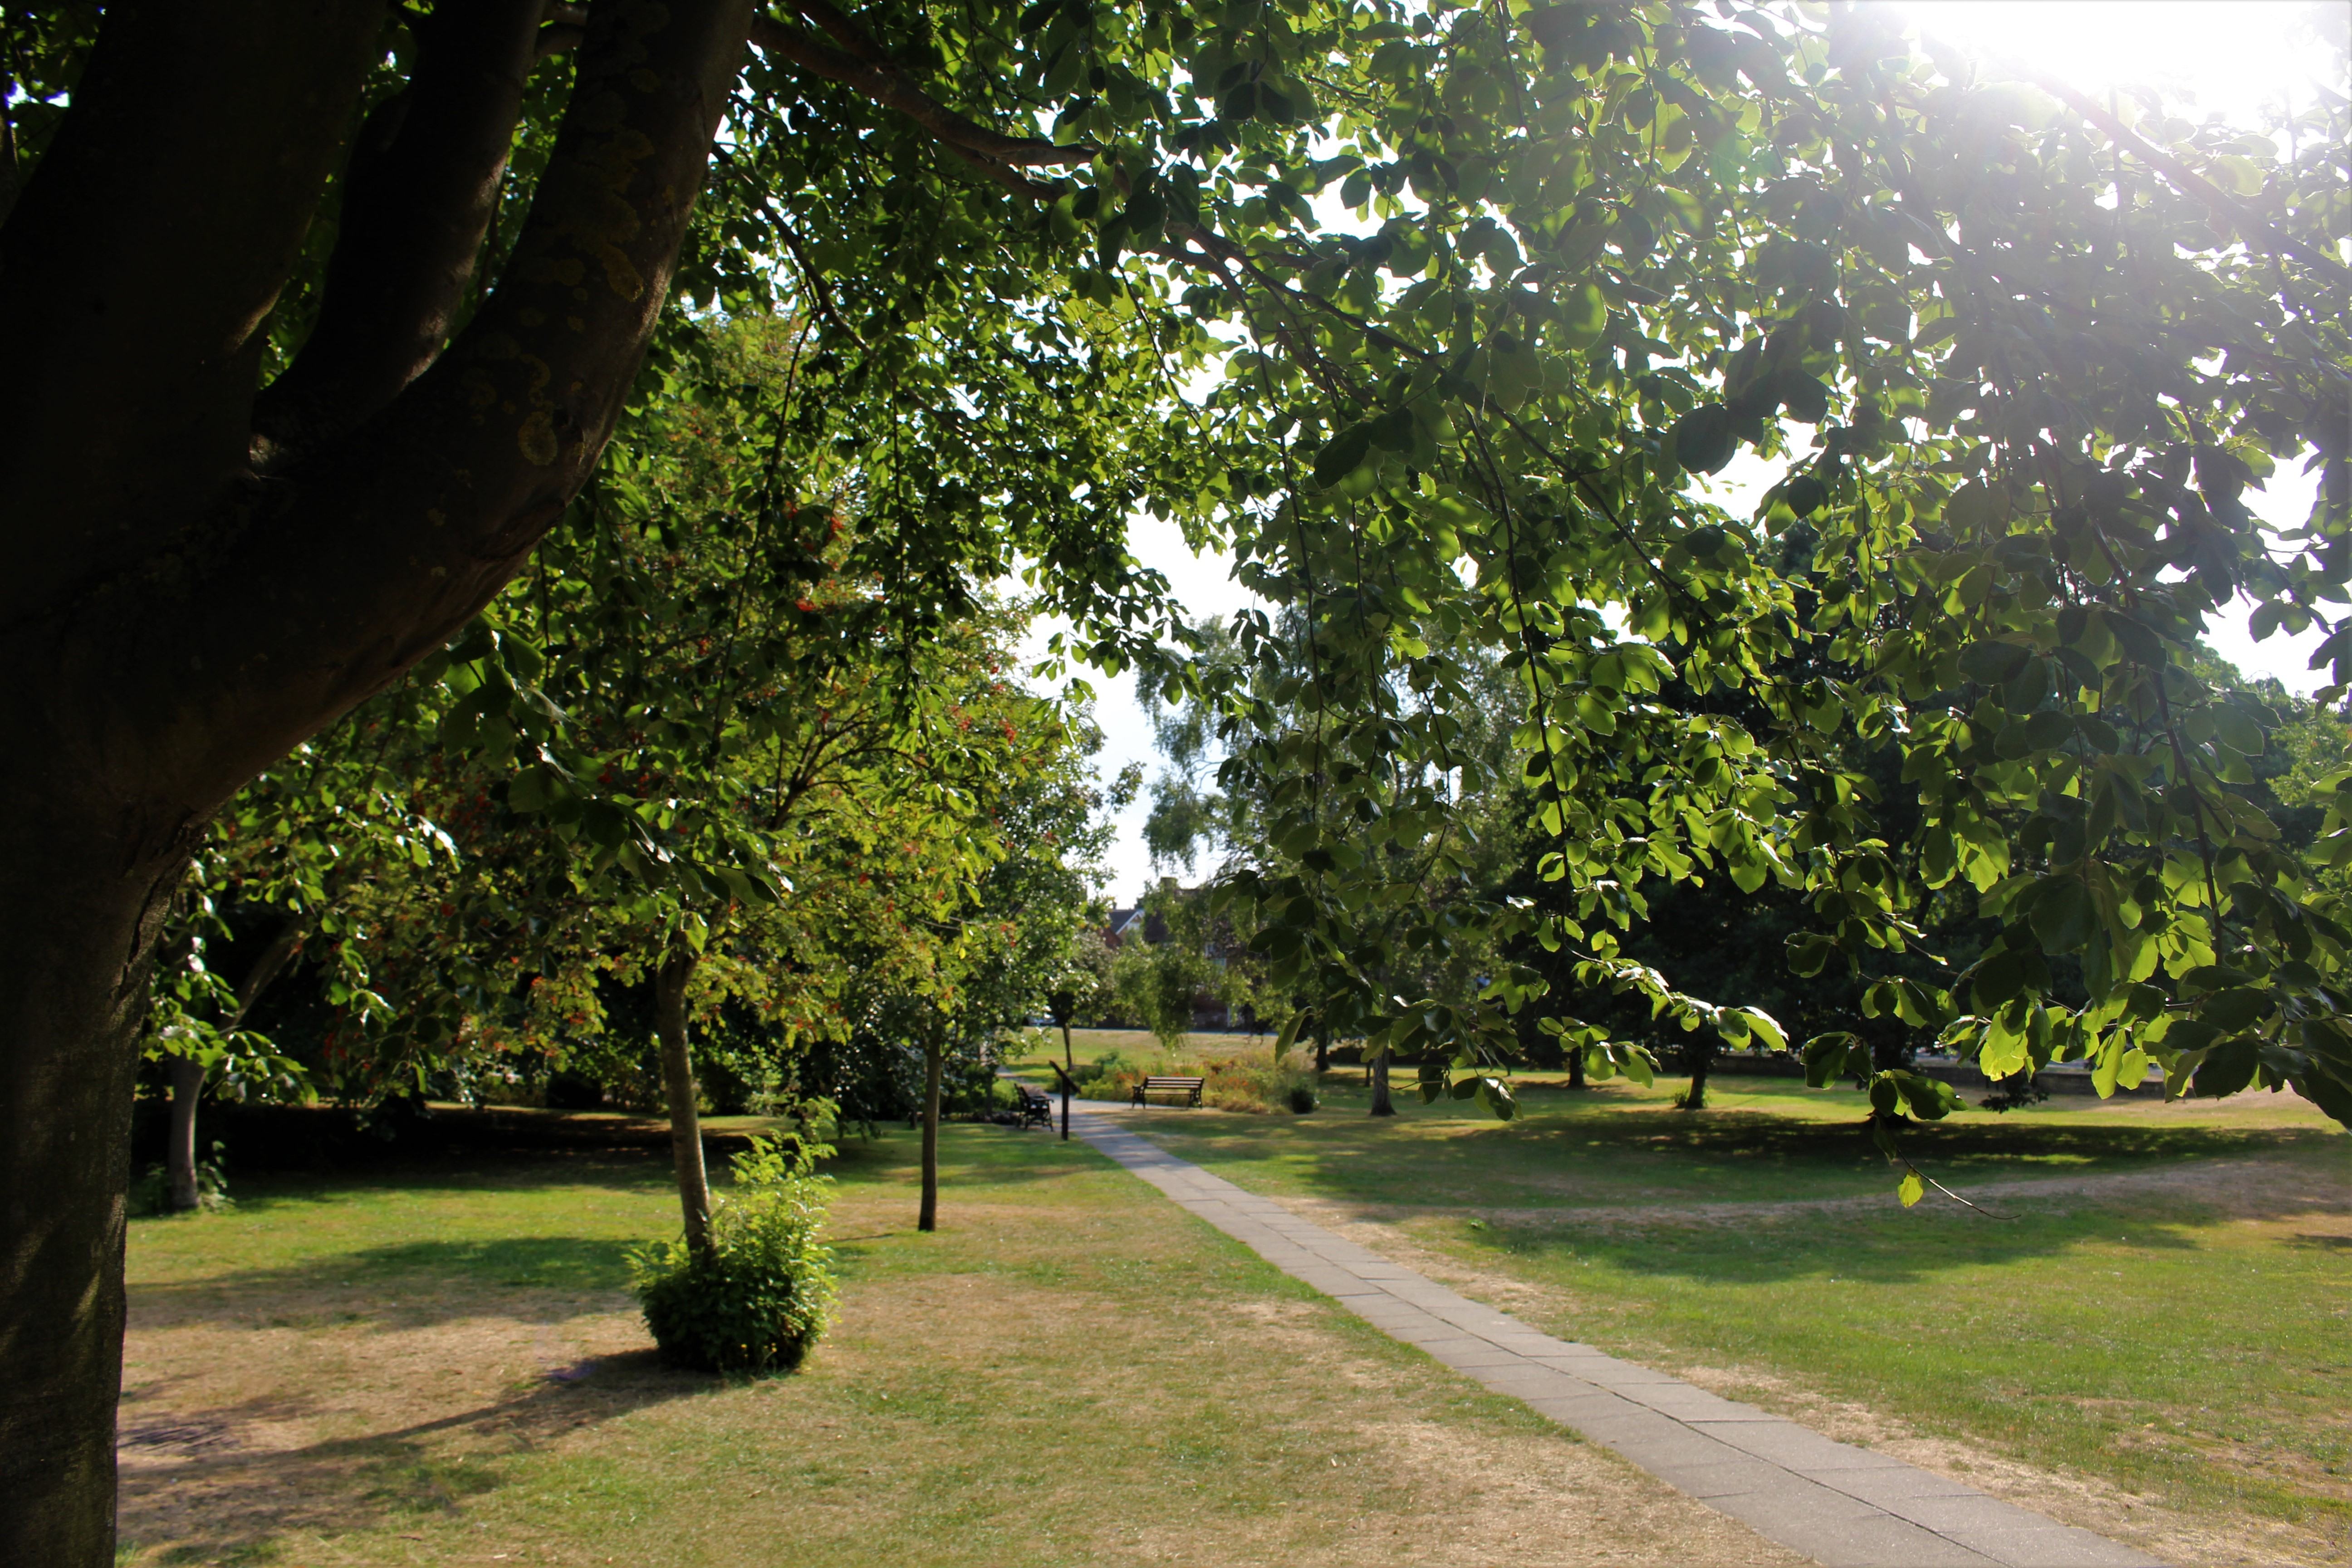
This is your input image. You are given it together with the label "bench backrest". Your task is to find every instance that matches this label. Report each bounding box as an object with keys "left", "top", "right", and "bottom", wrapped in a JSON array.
[{"left": 1141, "top": 1076, "right": 1205, "bottom": 1088}]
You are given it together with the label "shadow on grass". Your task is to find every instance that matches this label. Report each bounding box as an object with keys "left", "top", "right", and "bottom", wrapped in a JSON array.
[
  {"left": 1468, "top": 1180, "right": 2333, "bottom": 1289},
  {"left": 1140, "top": 1100, "right": 2347, "bottom": 1209},
  {"left": 132, "top": 1127, "right": 1112, "bottom": 1332},
  {"left": 118, "top": 1350, "right": 705, "bottom": 1563},
  {"left": 131, "top": 1234, "right": 650, "bottom": 1329},
  {"left": 125, "top": 1150, "right": 681, "bottom": 1229}
]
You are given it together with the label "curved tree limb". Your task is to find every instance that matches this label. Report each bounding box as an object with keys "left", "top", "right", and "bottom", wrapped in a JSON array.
[
  {"left": 746, "top": 12, "right": 1091, "bottom": 178},
  {"left": 10, "top": 0, "right": 756, "bottom": 842},
  {"left": 251, "top": 0, "right": 547, "bottom": 468},
  {"left": 0, "top": 0, "right": 388, "bottom": 633},
  {"left": 2037, "top": 73, "right": 2352, "bottom": 292}
]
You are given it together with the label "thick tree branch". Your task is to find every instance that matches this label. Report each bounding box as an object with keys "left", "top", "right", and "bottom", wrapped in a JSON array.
[
  {"left": 0, "top": 67, "right": 20, "bottom": 226},
  {"left": 7, "top": 0, "right": 755, "bottom": 840},
  {"left": 226, "top": 914, "right": 309, "bottom": 1031},
  {"left": 746, "top": 12, "right": 1090, "bottom": 178},
  {"left": 2038, "top": 74, "right": 2352, "bottom": 292},
  {"left": 252, "top": 0, "right": 546, "bottom": 468},
  {"left": 0, "top": 0, "right": 387, "bottom": 631},
  {"left": 786, "top": 0, "right": 889, "bottom": 63}
]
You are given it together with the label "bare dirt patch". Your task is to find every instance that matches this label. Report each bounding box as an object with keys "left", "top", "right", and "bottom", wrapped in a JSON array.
[{"left": 117, "top": 1281, "right": 695, "bottom": 1558}]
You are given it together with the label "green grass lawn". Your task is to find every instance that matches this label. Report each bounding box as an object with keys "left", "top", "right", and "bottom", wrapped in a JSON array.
[
  {"left": 1084, "top": 1068, "right": 2351, "bottom": 1554},
  {"left": 118, "top": 1115, "right": 1788, "bottom": 1568}
]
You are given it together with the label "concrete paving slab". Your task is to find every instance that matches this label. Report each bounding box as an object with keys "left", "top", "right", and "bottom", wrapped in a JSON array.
[
  {"left": 1890, "top": 1494, "right": 2070, "bottom": 1534},
  {"left": 1815, "top": 1465, "right": 1989, "bottom": 1506},
  {"left": 1710, "top": 1422, "right": 1912, "bottom": 1471},
  {"left": 1942, "top": 1524, "right": 2166, "bottom": 1568},
  {"left": 1518, "top": 1390, "right": 1647, "bottom": 1428},
  {"left": 1559, "top": 1358, "right": 1685, "bottom": 1387},
  {"left": 1603, "top": 1429, "right": 1754, "bottom": 1476},
  {"left": 1415, "top": 1338, "right": 1529, "bottom": 1368},
  {"left": 1617, "top": 1382, "right": 1769, "bottom": 1420},
  {"left": 1647, "top": 1455, "right": 1806, "bottom": 1500}
]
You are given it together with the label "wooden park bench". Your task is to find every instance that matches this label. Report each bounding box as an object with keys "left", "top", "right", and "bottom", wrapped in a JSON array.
[
  {"left": 1131, "top": 1075, "right": 1206, "bottom": 1108},
  {"left": 1016, "top": 1084, "right": 1055, "bottom": 1129}
]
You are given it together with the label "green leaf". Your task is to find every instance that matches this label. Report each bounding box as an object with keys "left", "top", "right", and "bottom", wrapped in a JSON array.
[
  {"left": 1786, "top": 932, "right": 1837, "bottom": 977},
  {"left": 1734, "top": 1007, "right": 1787, "bottom": 1052},
  {"left": 2021, "top": 710, "right": 2073, "bottom": 750},
  {"left": 1556, "top": 282, "right": 1608, "bottom": 348},
  {"left": 1897, "top": 1170, "right": 1925, "bottom": 1207},
  {"left": 1312, "top": 422, "right": 1377, "bottom": 488},
  {"left": 1802, "top": 1031, "right": 1858, "bottom": 1087},
  {"left": 1959, "top": 640, "right": 2032, "bottom": 683},
  {"left": 2029, "top": 878, "right": 2097, "bottom": 952},
  {"left": 2209, "top": 705, "right": 2265, "bottom": 755},
  {"left": 1668, "top": 405, "right": 1735, "bottom": 475},
  {"left": 2099, "top": 609, "right": 2166, "bottom": 665},
  {"left": 1772, "top": 370, "right": 1830, "bottom": 423},
  {"left": 1892, "top": 1069, "right": 1962, "bottom": 1120}
]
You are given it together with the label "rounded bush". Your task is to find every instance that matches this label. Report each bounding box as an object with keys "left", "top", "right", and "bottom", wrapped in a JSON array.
[{"left": 630, "top": 1135, "right": 837, "bottom": 1375}]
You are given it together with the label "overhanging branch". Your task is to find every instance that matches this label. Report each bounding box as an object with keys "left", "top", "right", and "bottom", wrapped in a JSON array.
[
  {"left": 2038, "top": 73, "right": 2352, "bottom": 292},
  {"left": 746, "top": 11, "right": 1091, "bottom": 188}
]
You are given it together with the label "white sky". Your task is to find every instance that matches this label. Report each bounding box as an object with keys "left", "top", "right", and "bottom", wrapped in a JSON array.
[{"left": 1027, "top": 0, "right": 2338, "bottom": 902}]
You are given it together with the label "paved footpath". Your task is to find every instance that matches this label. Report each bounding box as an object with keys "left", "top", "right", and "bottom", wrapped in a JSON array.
[{"left": 1064, "top": 1105, "right": 2162, "bottom": 1568}]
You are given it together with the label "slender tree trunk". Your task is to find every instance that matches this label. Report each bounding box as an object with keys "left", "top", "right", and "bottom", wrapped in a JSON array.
[
  {"left": 652, "top": 946, "right": 710, "bottom": 1254},
  {"left": 918, "top": 1040, "right": 943, "bottom": 1232},
  {"left": 1684, "top": 1044, "right": 1711, "bottom": 1112},
  {"left": 1367, "top": 1045, "right": 1396, "bottom": 1117},
  {"left": 0, "top": 834, "right": 172, "bottom": 1565},
  {"left": 165, "top": 1055, "right": 205, "bottom": 1212},
  {"left": 1313, "top": 1026, "right": 1329, "bottom": 1075},
  {"left": 1567, "top": 1043, "right": 1587, "bottom": 1091},
  {"left": 163, "top": 912, "right": 305, "bottom": 1208},
  {"left": 1059, "top": 1020, "right": 1073, "bottom": 1074}
]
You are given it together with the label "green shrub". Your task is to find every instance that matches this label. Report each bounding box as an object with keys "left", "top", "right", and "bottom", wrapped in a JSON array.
[
  {"left": 630, "top": 1133, "right": 838, "bottom": 1375},
  {"left": 1073, "top": 1050, "right": 1144, "bottom": 1101},
  {"left": 1204, "top": 1055, "right": 1275, "bottom": 1112},
  {"left": 128, "top": 1141, "right": 234, "bottom": 1216},
  {"left": 1207, "top": 1056, "right": 1322, "bottom": 1114}
]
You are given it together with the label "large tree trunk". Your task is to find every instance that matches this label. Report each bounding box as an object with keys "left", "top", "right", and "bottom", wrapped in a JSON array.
[
  {"left": 1313, "top": 1026, "right": 1329, "bottom": 1075},
  {"left": 0, "top": 5, "right": 748, "bottom": 1554},
  {"left": 0, "top": 838, "right": 176, "bottom": 1564},
  {"left": 653, "top": 947, "right": 711, "bottom": 1254},
  {"left": 918, "top": 1041, "right": 943, "bottom": 1232},
  {"left": 1567, "top": 1043, "right": 1587, "bottom": 1091},
  {"left": 1367, "top": 1045, "right": 1396, "bottom": 1117},
  {"left": 165, "top": 1056, "right": 206, "bottom": 1212}
]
